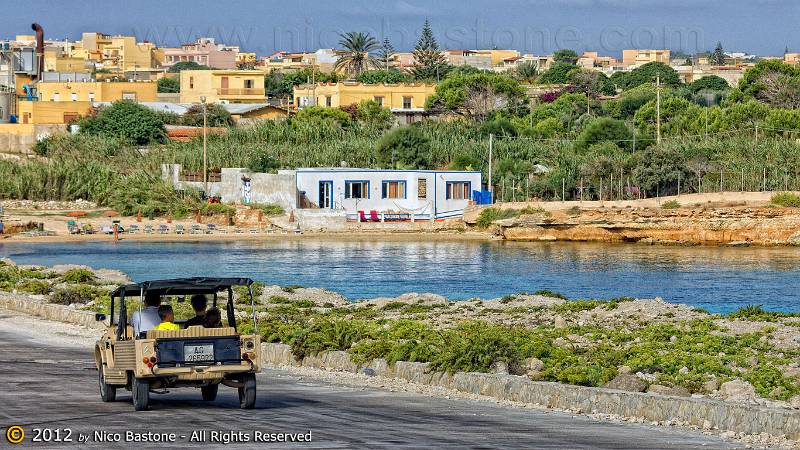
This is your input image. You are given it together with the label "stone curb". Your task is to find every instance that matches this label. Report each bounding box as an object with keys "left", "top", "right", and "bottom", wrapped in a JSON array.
[
  {"left": 0, "top": 293, "right": 105, "bottom": 329},
  {"left": 262, "top": 342, "right": 800, "bottom": 440}
]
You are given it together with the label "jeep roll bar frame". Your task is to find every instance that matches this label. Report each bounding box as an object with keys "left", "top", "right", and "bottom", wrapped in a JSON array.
[{"left": 109, "top": 277, "right": 257, "bottom": 340}]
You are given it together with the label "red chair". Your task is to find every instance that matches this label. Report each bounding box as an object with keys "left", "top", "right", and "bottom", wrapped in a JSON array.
[
  {"left": 358, "top": 210, "right": 367, "bottom": 222},
  {"left": 369, "top": 210, "right": 380, "bottom": 222}
]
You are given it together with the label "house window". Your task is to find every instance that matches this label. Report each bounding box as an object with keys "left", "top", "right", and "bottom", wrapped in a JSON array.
[
  {"left": 88, "top": 92, "right": 95, "bottom": 101},
  {"left": 325, "top": 96, "right": 332, "bottom": 107},
  {"left": 344, "top": 181, "right": 369, "bottom": 199},
  {"left": 373, "top": 96, "right": 384, "bottom": 106},
  {"left": 52, "top": 93, "right": 60, "bottom": 102},
  {"left": 446, "top": 181, "right": 471, "bottom": 200},
  {"left": 417, "top": 178, "right": 427, "bottom": 199},
  {"left": 402, "top": 96, "right": 412, "bottom": 109},
  {"left": 244, "top": 79, "right": 254, "bottom": 89},
  {"left": 122, "top": 92, "right": 137, "bottom": 101},
  {"left": 70, "top": 93, "right": 78, "bottom": 102},
  {"left": 189, "top": 76, "right": 194, "bottom": 89},
  {"left": 382, "top": 181, "right": 406, "bottom": 199}
]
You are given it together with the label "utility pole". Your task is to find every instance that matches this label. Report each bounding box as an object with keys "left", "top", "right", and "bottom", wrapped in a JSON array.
[
  {"left": 201, "top": 96, "right": 208, "bottom": 195},
  {"left": 488, "top": 134, "right": 494, "bottom": 202},
  {"left": 311, "top": 65, "right": 316, "bottom": 106},
  {"left": 656, "top": 75, "right": 662, "bottom": 145}
]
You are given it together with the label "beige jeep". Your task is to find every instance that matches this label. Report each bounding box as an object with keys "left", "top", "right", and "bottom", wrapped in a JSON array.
[{"left": 95, "top": 278, "right": 261, "bottom": 411}]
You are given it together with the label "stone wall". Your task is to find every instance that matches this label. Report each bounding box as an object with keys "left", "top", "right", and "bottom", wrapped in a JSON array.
[
  {"left": 0, "top": 293, "right": 105, "bottom": 329},
  {"left": 261, "top": 342, "right": 800, "bottom": 440},
  {"left": 162, "top": 164, "right": 296, "bottom": 211}
]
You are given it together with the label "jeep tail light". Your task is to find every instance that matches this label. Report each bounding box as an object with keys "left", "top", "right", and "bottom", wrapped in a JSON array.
[
  {"left": 147, "top": 362, "right": 153, "bottom": 369},
  {"left": 142, "top": 357, "right": 149, "bottom": 363},
  {"left": 149, "top": 356, "right": 157, "bottom": 364},
  {"left": 242, "top": 353, "right": 250, "bottom": 361}
]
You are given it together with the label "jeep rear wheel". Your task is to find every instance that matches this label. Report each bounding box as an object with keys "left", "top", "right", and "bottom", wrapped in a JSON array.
[
  {"left": 98, "top": 367, "right": 116, "bottom": 402},
  {"left": 132, "top": 377, "right": 150, "bottom": 411},
  {"left": 201, "top": 384, "right": 219, "bottom": 401},
  {"left": 238, "top": 373, "right": 256, "bottom": 409}
]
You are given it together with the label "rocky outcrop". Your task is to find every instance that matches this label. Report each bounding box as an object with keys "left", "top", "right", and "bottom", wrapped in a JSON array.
[
  {"left": 603, "top": 374, "right": 648, "bottom": 392},
  {"left": 495, "top": 205, "right": 800, "bottom": 246}
]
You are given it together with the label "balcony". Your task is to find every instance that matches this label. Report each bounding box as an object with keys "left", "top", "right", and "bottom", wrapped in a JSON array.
[{"left": 215, "top": 88, "right": 265, "bottom": 99}]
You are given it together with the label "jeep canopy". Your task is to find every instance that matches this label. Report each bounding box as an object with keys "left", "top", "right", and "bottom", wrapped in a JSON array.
[{"left": 111, "top": 277, "right": 254, "bottom": 298}]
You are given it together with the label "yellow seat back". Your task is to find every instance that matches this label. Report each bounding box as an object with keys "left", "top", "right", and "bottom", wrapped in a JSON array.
[{"left": 146, "top": 326, "right": 237, "bottom": 339}]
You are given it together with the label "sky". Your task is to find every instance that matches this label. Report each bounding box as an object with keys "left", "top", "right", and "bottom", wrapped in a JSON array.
[{"left": 2, "top": 0, "right": 798, "bottom": 57}]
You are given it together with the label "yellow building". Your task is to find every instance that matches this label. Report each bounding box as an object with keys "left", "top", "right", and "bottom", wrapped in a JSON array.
[
  {"left": 293, "top": 82, "right": 436, "bottom": 111},
  {"left": 179, "top": 70, "right": 266, "bottom": 103},
  {"left": 622, "top": 49, "right": 671, "bottom": 68},
  {"left": 81, "top": 32, "right": 159, "bottom": 72},
  {"left": 236, "top": 52, "right": 257, "bottom": 65},
  {"left": 44, "top": 47, "right": 90, "bottom": 73},
  {"left": 785, "top": 53, "right": 800, "bottom": 65},
  {"left": 16, "top": 101, "right": 94, "bottom": 124},
  {"left": 36, "top": 81, "right": 158, "bottom": 102}
]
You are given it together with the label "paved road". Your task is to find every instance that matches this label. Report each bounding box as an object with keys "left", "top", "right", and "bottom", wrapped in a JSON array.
[{"left": 0, "top": 326, "right": 741, "bottom": 449}]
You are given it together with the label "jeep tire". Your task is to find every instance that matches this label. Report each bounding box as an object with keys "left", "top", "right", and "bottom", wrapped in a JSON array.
[
  {"left": 98, "top": 366, "right": 116, "bottom": 402},
  {"left": 238, "top": 373, "right": 256, "bottom": 409},
  {"left": 132, "top": 376, "right": 150, "bottom": 411},
  {"left": 201, "top": 384, "right": 219, "bottom": 401}
]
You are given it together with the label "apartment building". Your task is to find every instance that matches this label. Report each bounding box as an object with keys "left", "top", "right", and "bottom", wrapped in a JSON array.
[
  {"left": 293, "top": 82, "right": 435, "bottom": 111},
  {"left": 80, "top": 32, "right": 161, "bottom": 72},
  {"left": 622, "top": 49, "right": 671, "bottom": 68},
  {"left": 179, "top": 70, "right": 266, "bottom": 103},
  {"left": 35, "top": 81, "right": 158, "bottom": 103},
  {"left": 162, "top": 38, "right": 238, "bottom": 70}
]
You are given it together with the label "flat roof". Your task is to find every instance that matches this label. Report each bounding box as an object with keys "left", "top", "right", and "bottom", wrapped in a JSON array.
[{"left": 296, "top": 168, "right": 481, "bottom": 174}]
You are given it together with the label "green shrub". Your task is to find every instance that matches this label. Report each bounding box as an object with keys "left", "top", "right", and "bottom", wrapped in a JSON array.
[
  {"left": 744, "top": 364, "right": 800, "bottom": 400},
  {"left": 475, "top": 208, "right": 520, "bottom": 228},
  {"left": 50, "top": 285, "right": 107, "bottom": 305},
  {"left": 381, "top": 301, "right": 406, "bottom": 311},
  {"left": 552, "top": 299, "right": 602, "bottom": 313},
  {"left": 60, "top": 268, "right": 96, "bottom": 284},
  {"left": 282, "top": 285, "right": 304, "bottom": 293},
  {"left": 534, "top": 289, "right": 567, "bottom": 300},
  {"left": 252, "top": 203, "right": 285, "bottom": 216},
  {"left": 771, "top": 192, "right": 800, "bottom": 207},
  {"left": 566, "top": 206, "right": 582, "bottom": 216},
  {"left": 661, "top": 200, "right": 681, "bottom": 209},
  {"left": 17, "top": 280, "right": 51, "bottom": 295}
]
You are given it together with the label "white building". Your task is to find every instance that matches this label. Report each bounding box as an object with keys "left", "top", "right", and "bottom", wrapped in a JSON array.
[{"left": 295, "top": 168, "right": 482, "bottom": 220}]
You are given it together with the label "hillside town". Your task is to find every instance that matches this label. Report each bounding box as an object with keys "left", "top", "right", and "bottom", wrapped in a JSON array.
[{"left": 1, "top": 21, "right": 797, "bottom": 150}]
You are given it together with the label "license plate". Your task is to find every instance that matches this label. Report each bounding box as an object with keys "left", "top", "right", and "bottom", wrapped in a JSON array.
[{"left": 184, "top": 343, "right": 214, "bottom": 362}]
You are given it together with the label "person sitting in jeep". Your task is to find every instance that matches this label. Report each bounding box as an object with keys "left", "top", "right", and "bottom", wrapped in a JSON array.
[
  {"left": 202, "top": 308, "right": 223, "bottom": 328},
  {"left": 184, "top": 294, "right": 208, "bottom": 328},
  {"left": 154, "top": 305, "right": 180, "bottom": 331},
  {"left": 132, "top": 292, "right": 161, "bottom": 335}
]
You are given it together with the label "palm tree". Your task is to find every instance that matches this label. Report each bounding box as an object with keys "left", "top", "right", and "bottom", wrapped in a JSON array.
[{"left": 335, "top": 32, "right": 380, "bottom": 77}]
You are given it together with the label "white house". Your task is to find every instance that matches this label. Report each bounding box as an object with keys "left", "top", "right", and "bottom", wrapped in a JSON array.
[{"left": 295, "top": 168, "right": 483, "bottom": 220}]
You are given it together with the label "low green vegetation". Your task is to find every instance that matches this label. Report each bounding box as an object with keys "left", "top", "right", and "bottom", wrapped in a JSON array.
[
  {"left": 250, "top": 302, "right": 800, "bottom": 399},
  {"left": 60, "top": 268, "right": 96, "bottom": 284},
  {"left": 252, "top": 203, "right": 285, "bottom": 216},
  {"left": 771, "top": 192, "right": 800, "bottom": 207},
  {"left": 50, "top": 284, "right": 108, "bottom": 306},
  {"left": 534, "top": 289, "right": 567, "bottom": 300},
  {"left": 728, "top": 304, "right": 800, "bottom": 322},
  {"left": 661, "top": 200, "right": 681, "bottom": 209}
]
